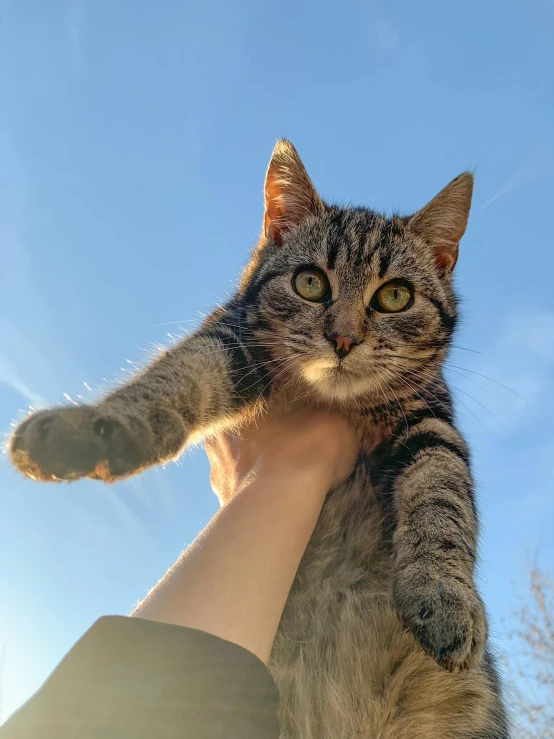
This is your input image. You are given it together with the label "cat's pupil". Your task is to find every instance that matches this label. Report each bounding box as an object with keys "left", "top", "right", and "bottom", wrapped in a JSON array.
[{"left": 293, "top": 269, "right": 329, "bottom": 302}]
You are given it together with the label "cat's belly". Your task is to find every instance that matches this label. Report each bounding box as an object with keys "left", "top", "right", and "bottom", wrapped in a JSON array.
[{"left": 268, "top": 476, "right": 503, "bottom": 739}]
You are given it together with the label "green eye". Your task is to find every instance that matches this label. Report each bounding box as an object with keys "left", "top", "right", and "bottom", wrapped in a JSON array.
[
  {"left": 372, "top": 281, "right": 413, "bottom": 313},
  {"left": 293, "top": 268, "right": 330, "bottom": 303}
]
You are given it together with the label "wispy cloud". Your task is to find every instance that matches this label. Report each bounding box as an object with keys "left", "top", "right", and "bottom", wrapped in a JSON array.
[
  {"left": 0, "top": 154, "right": 81, "bottom": 420},
  {"left": 481, "top": 141, "right": 554, "bottom": 210},
  {"left": 0, "top": 318, "right": 51, "bottom": 410},
  {"left": 0, "top": 356, "right": 45, "bottom": 409}
]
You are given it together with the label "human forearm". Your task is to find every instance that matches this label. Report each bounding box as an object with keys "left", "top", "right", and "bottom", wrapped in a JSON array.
[{"left": 132, "top": 461, "right": 328, "bottom": 663}]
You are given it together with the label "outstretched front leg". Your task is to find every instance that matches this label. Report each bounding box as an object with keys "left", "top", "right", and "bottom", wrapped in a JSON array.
[
  {"left": 375, "top": 414, "right": 487, "bottom": 672},
  {"left": 9, "top": 306, "right": 270, "bottom": 482}
]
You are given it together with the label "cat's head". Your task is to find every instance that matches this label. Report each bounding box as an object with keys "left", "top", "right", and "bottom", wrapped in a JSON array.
[{"left": 241, "top": 140, "right": 473, "bottom": 404}]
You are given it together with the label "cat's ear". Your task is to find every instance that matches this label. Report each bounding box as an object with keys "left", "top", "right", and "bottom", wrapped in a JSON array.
[
  {"left": 263, "top": 139, "right": 325, "bottom": 246},
  {"left": 408, "top": 172, "right": 473, "bottom": 276}
]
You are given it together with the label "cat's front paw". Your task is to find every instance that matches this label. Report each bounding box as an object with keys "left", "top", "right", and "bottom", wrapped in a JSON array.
[
  {"left": 393, "top": 568, "right": 487, "bottom": 672},
  {"left": 9, "top": 406, "right": 154, "bottom": 482}
]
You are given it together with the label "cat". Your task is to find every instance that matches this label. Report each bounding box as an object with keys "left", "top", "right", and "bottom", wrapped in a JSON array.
[{"left": 9, "top": 140, "right": 509, "bottom": 738}]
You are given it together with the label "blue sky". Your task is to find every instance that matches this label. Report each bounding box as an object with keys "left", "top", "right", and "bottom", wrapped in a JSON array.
[{"left": 1, "top": 0, "right": 553, "bottom": 722}]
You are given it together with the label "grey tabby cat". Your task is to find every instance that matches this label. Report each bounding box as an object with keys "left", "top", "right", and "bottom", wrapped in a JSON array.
[{"left": 10, "top": 141, "right": 509, "bottom": 738}]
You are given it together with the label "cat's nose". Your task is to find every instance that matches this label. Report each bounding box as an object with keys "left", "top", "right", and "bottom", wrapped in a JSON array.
[{"left": 324, "top": 332, "right": 362, "bottom": 359}]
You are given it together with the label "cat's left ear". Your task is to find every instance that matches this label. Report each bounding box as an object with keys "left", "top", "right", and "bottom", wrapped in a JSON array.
[
  {"left": 408, "top": 172, "right": 474, "bottom": 276},
  {"left": 263, "top": 139, "right": 325, "bottom": 246}
]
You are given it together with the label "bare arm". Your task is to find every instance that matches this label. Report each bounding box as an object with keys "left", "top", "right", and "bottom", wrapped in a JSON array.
[
  {"left": 132, "top": 408, "right": 358, "bottom": 663},
  {"left": 0, "top": 411, "right": 356, "bottom": 739}
]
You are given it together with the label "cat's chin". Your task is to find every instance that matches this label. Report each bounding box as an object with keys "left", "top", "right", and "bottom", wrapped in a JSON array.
[
  {"left": 314, "top": 376, "right": 374, "bottom": 401},
  {"left": 301, "top": 360, "right": 372, "bottom": 401}
]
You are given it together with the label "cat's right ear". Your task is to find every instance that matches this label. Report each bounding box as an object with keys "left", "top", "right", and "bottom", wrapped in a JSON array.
[{"left": 263, "top": 140, "right": 325, "bottom": 246}]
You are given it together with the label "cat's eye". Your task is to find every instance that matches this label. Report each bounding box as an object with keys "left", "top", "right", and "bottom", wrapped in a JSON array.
[
  {"left": 293, "top": 268, "right": 330, "bottom": 303},
  {"left": 372, "top": 280, "right": 413, "bottom": 313}
]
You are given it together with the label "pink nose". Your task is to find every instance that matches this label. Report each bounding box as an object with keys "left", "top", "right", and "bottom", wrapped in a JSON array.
[{"left": 324, "top": 332, "right": 362, "bottom": 359}]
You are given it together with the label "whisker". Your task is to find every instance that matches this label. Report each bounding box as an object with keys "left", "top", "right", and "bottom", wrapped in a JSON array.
[
  {"left": 402, "top": 369, "right": 492, "bottom": 436},
  {"left": 380, "top": 371, "right": 409, "bottom": 441},
  {"left": 446, "top": 381, "right": 507, "bottom": 431},
  {"left": 386, "top": 348, "right": 542, "bottom": 420},
  {"left": 236, "top": 356, "right": 298, "bottom": 398},
  {"left": 445, "top": 363, "right": 545, "bottom": 416},
  {"left": 289, "top": 375, "right": 323, "bottom": 404},
  {"left": 393, "top": 374, "right": 437, "bottom": 421},
  {"left": 412, "top": 365, "right": 508, "bottom": 431},
  {"left": 444, "top": 367, "right": 492, "bottom": 395},
  {"left": 375, "top": 378, "right": 396, "bottom": 418},
  {"left": 170, "top": 340, "right": 289, "bottom": 361},
  {"left": 450, "top": 345, "right": 482, "bottom": 355},
  {"left": 388, "top": 361, "right": 495, "bottom": 435},
  {"left": 154, "top": 318, "right": 200, "bottom": 327},
  {"left": 232, "top": 354, "right": 294, "bottom": 385},
  {"left": 251, "top": 356, "right": 300, "bottom": 405}
]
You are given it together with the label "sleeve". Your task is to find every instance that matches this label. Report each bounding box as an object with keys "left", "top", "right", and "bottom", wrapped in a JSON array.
[{"left": 0, "top": 616, "right": 281, "bottom": 739}]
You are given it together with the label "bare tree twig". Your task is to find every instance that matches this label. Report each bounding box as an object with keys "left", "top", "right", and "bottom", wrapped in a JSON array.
[{"left": 504, "top": 567, "right": 554, "bottom": 738}]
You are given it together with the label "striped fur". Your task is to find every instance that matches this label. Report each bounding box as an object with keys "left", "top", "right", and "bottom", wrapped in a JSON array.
[{"left": 10, "top": 141, "right": 509, "bottom": 738}]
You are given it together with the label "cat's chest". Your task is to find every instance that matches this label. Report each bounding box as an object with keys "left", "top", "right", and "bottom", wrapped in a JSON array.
[{"left": 296, "top": 458, "right": 391, "bottom": 588}]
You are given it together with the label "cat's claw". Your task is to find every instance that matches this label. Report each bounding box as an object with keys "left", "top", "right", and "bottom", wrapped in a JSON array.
[
  {"left": 393, "top": 571, "right": 487, "bottom": 672},
  {"left": 9, "top": 407, "right": 152, "bottom": 482}
]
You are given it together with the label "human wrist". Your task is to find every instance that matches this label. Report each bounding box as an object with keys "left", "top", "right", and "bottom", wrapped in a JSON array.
[
  {"left": 207, "top": 410, "right": 357, "bottom": 508},
  {"left": 252, "top": 454, "right": 334, "bottom": 498}
]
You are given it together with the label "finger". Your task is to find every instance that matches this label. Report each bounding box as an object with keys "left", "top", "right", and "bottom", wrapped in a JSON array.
[
  {"left": 204, "top": 437, "right": 219, "bottom": 464},
  {"left": 204, "top": 431, "right": 231, "bottom": 460}
]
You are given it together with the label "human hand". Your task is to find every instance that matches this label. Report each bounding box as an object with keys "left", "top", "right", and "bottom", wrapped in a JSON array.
[{"left": 205, "top": 408, "right": 359, "bottom": 507}]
